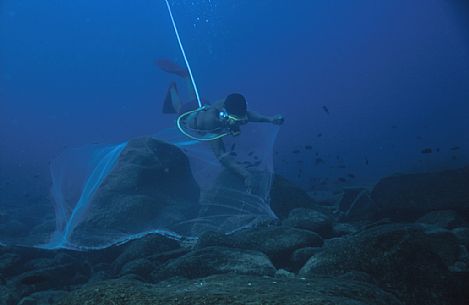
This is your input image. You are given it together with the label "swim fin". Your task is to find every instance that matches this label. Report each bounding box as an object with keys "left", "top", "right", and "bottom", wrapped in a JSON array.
[{"left": 162, "top": 82, "right": 178, "bottom": 114}]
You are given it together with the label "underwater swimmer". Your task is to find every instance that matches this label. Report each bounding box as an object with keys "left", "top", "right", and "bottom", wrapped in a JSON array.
[{"left": 158, "top": 59, "right": 284, "bottom": 191}]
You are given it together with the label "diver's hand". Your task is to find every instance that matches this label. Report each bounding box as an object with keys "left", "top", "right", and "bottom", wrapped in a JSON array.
[{"left": 271, "top": 115, "right": 284, "bottom": 125}]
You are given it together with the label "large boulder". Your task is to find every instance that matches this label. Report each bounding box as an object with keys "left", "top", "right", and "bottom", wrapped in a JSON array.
[
  {"left": 56, "top": 274, "right": 404, "bottom": 305},
  {"left": 195, "top": 226, "right": 323, "bottom": 268},
  {"left": 338, "top": 187, "right": 376, "bottom": 221},
  {"left": 269, "top": 176, "right": 317, "bottom": 219},
  {"left": 299, "top": 223, "right": 465, "bottom": 305},
  {"left": 69, "top": 137, "right": 201, "bottom": 246},
  {"left": 416, "top": 210, "right": 467, "bottom": 229},
  {"left": 282, "top": 208, "right": 333, "bottom": 237},
  {"left": 152, "top": 246, "right": 276, "bottom": 281},
  {"left": 371, "top": 167, "right": 469, "bottom": 221}
]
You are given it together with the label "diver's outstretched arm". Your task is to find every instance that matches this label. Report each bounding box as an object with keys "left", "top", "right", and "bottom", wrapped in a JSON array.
[{"left": 247, "top": 111, "right": 284, "bottom": 125}]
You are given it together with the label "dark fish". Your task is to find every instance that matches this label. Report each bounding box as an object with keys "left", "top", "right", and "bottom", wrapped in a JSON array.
[
  {"left": 230, "top": 152, "right": 238, "bottom": 157},
  {"left": 391, "top": 125, "right": 397, "bottom": 129},
  {"left": 338, "top": 177, "right": 347, "bottom": 183},
  {"left": 305, "top": 145, "right": 312, "bottom": 150},
  {"left": 315, "top": 158, "right": 325, "bottom": 165},
  {"left": 317, "top": 133, "right": 322, "bottom": 138},
  {"left": 322, "top": 105, "right": 330, "bottom": 115},
  {"left": 248, "top": 151, "right": 254, "bottom": 156},
  {"left": 21, "top": 275, "right": 46, "bottom": 285},
  {"left": 230, "top": 143, "right": 236, "bottom": 151},
  {"left": 421, "top": 148, "right": 432, "bottom": 154},
  {"left": 347, "top": 174, "right": 356, "bottom": 179},
  {"left": 315, "top": 152, "right": 319, "bottom": 156},
  {"left": 436, "top": 148, "right": 440, "bottom": 152},
  {"left": 253, "top": 156, "right": 259, "bottom": 160},
  {"left": 365, "top": 157, "right": 369, "bottom": 165},
  {"left": 292, "top": 150, "right": 300, "bottom": 154},
  {"left": 451, "top": 146, "right": 461, "bottom": 151}
]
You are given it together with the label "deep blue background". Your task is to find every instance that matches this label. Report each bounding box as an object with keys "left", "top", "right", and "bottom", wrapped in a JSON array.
[{"left": 1, "top": 0, "right": 469, "bottom": 209}]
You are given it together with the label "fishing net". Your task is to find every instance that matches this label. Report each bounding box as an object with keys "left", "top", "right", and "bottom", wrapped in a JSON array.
[{"left": 46, "top": 124, "right": 278, "bottom": 249}]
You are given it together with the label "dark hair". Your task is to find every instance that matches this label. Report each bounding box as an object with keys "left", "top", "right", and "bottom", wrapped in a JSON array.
[{"left": 224, "top": 93, "right": 247, "bottom": 117}]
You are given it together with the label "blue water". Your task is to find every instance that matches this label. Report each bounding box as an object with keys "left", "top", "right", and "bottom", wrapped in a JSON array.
[{"left": 1, "top": 0, "right": 469, "bottom": 238}]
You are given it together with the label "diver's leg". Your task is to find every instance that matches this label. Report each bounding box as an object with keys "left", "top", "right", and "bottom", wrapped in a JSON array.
[
  {"left": 185, "top": 76, "right": 197, "bottom": 101},
  {"left": 156, "top": 59, "right": 189, "bottom": 78}
]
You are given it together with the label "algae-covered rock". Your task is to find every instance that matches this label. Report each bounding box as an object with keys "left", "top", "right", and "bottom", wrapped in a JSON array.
[
  {"left": 196, "top": 226, "right": 323, "bottom": 268},
  {"left": 69, "top": 137, "right": 201, "bottom": 246},
  {"left": 152, "top": 246, "right": 276, "bottom": 281},
  {"left": 372, "top": 167, "right": 469, "bottom": 221},
  {"left": 416, "top": 210, "right": 467, "bottom": 229},
  {"left": 299, "top": 223, "right": 464, "bottom": 305},
  {"left": 270, "top": 176, "right": 317, "bottom": 219},
  {"left": 56, "top": 274, "right": 404, "bottom": 305},
  {"left": 282, "top": 208, "right": 333, "bottom": 237}
]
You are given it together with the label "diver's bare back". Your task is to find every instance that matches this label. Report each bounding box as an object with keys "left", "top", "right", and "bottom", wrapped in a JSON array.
[{"left": 193, "top": 100, "right": 225, "bottom": 131}]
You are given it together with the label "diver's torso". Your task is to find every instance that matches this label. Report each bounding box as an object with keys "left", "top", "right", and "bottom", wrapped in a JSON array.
[{"left": 189, "top": 101, "right": 225, "bottom": 131}]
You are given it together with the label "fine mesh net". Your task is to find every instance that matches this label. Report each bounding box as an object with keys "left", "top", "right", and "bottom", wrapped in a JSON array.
[{"left": 46, "top": 124, "right": 278, "bottom": 249}]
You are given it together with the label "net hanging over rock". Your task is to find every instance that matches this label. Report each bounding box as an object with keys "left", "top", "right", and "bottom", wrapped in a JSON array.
[{"left": 46, "top": 124, "right": 278, "bottom": 249}]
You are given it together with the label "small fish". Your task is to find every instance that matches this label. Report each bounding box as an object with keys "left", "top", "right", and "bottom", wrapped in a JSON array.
[
  {"left": 436, "top": 148, "right": 440, "bottom": 153},
  {"left": 315, "top": 152, "right": 319, "bottom": 156},
  {"left": 247, "top": 151, "right": 254, "bottom": 156},
  {"left": 292, "top": 150, "right": 300, "bottom": 154},
  {"left": 317, "top": 133, "right": 322, "bottom": 138},
  {"left": 253, "top": 156, "right": 259, "bottom": 160},
  {"left": 421, "top": 148, "right": 432, "bottom": 154},
  {"left": 338, "top": 177, "right": 347, "bottom": 183},
  {"left": 322, "top": 105, "right": 330, "bottom": 115},
  {"left": 347, "top": 174, "right": 356, "bottom": 179},
  {"left": 391, "top": 125, "right": 397, "bottom": 129},
  {"left": 230, "top": 152, "right": 238, "bottom": 157},
  {"left": 230, "top": 143, "right": 236, "bottom": 151},
  {"left": 365, "top": 157, "right": 369, "bottom": 165},
  {"left": 451, "top": 146, "right": 461, "bottom": 151},
  {"left": 305, "top": 145, "right": 312, "bottom": 150}
]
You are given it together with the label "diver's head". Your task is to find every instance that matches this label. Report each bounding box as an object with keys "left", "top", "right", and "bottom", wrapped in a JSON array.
[{"left": 224, "top": 93, "right": 247, "bottom": 120}]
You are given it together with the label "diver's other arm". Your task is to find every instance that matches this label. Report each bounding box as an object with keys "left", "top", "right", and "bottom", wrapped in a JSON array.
[
  {"left": 210, "top": 139, "right": 252, "bottom": 185},
  {"left": 247, "top": 111, "right": 284, "bottom": 125}
]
